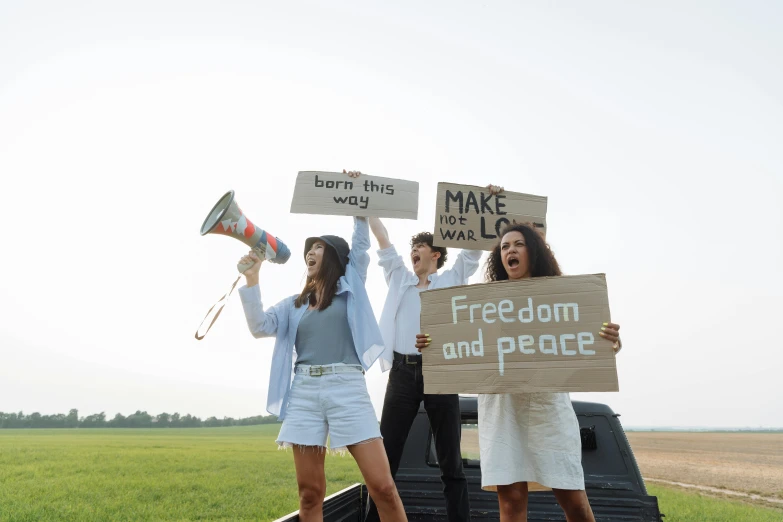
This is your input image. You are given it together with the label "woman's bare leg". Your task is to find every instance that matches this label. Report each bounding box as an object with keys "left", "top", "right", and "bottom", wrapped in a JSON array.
[
  {"left": 348, "top": 439, "right": 407, "bottom": 522},
  {"left": 292, "top": 445, "right": 327, "bottom": 522},
  {"left": 552, "top": 489, "right": 595, "bottom": 522},
  {"left": 497, "top": 482, "right": 528, "bottom": 522}
]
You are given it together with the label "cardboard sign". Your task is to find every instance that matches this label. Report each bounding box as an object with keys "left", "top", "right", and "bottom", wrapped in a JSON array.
[
  {"left": 290, "top": 171, "right": 419, "bottom": 219},
  {"left": 420, "top": 274, "right": 618, "bottom": 394},
  {"left": 432, "top": 182, "right": 547, "bottom": 250}
]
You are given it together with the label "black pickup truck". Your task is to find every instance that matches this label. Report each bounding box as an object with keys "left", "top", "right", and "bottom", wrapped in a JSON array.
[{"left": 276, "top": 396, "right": 662, "bottom": 522}]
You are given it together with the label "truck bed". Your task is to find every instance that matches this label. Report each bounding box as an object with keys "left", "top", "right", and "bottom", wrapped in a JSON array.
[{"left": 277, "top": 398, "right": 662, "bottom": 521}]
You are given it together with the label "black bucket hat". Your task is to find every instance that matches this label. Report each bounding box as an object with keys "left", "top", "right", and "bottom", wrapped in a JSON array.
[{"left": 303, "top": 235, "right": 350, "bottom": 271}]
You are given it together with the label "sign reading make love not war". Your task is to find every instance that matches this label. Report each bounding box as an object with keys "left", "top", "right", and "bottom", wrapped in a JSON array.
[
  {"left": 420, "top": 274, "right": 619, "bottom": 394},
  {"left": 290, "top": 171, "right": 419, "bottom": 219},
  {"left": 432, "top": 182, "right": 547, "bottom": 250}
]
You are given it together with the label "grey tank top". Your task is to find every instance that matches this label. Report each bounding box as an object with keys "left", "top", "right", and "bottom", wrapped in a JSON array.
[{"left": 294, "top": 293, "right": 361, "bottom": 366}]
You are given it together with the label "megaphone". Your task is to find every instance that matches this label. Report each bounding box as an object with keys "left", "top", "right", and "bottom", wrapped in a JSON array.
[{"left": 200, "top": 190, "right": 291, "bottom": 273}]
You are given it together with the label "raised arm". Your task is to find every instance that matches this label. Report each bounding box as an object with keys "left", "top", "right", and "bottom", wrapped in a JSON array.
[
  {"left": 237, "top": 285, "right": 284, "bottom": 338},
  {"left": 350, "top": 216, "right": 371, "bottom": 283},
  {"left": 445, "top": 248, "right": 484, "bottom": 283},
  {"left": 236, "top": 251, "right": 283, "bottom": 338},
  {"left": 376, "top": 244, "right": 408, "bottom": 286},
  {"left": 369, "top": 217, "right": 392, "bottom": 250},
  {"left": 344, "top": 170, "right": 398, "bottom": 284}
]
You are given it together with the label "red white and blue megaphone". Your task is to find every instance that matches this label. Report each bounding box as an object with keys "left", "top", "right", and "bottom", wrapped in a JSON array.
[{"left": 200, "top": 190, "right": 291, "bottom": 273}]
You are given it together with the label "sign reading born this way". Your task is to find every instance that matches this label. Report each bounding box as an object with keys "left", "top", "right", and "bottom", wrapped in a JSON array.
[{"left": 290, "top": 171, "right": 419, "bottom": 219}]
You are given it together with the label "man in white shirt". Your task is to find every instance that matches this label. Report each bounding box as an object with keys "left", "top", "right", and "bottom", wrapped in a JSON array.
[{"left": 364, "top": 217, "right": 483, "bottom": 522}]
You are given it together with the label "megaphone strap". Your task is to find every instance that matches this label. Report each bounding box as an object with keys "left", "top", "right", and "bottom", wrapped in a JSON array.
[{"left": 194, "top": 275, "right": 242, "bottom": 340}]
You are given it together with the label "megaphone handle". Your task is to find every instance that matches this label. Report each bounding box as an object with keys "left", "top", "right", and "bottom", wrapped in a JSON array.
[
  {"left": 237, "top": 260, "right": 254, "bottom": 273},
  {"left": 237, "top": 246, "right": 265, "bottom": 274}
]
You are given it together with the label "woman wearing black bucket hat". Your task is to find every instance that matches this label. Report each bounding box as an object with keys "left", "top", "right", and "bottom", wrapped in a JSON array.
[{"left": 236, "top": 175, "right": 407, "bottom": 521}]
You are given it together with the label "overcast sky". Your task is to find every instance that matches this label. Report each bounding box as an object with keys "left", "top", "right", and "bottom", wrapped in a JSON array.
[{"left": 1, "top": 1, "right": 781, "bottom": 429}]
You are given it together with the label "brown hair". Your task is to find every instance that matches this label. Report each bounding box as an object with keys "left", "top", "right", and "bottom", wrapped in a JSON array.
[
  {"left": 294, "top": 243, "right": 345, "bottom": 310},
  {"left": 484, "top": 223, "right": 561, "bottom": 282},
  {"left": 410, "top": 232, "right": 448, "bottom": 269}
]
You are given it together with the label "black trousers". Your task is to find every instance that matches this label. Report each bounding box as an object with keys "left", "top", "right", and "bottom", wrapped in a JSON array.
[{"left": 364, "top": 353, "right": 470, "bottom": 522}]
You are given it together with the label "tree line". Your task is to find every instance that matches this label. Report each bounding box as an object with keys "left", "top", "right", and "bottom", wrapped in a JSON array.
[{"left": 0, "top": 409, "right": 280, "bottom": 429}]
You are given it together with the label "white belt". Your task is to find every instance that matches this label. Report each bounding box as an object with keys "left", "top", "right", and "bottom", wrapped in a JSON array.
[{"left": 294, "top": 364, "right": 365, "bottom": 377}]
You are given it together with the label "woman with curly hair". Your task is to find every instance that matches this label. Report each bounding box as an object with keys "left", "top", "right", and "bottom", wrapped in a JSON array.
[{"left": 418, "top": 222, "right": 622, "bottom": 522}]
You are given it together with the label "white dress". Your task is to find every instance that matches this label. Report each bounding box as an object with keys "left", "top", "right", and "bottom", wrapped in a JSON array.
[{"left": 478, "top": 392, "right": 584, "bottom": 491}]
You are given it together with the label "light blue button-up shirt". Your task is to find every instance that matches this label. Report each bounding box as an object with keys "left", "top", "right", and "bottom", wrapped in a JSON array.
[{"left": 238, "top": 217, "right": 384, "bottom": 419}]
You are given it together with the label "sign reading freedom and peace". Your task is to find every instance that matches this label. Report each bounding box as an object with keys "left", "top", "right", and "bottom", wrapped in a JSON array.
[
  {"left": 290, "top": 171, "right": 419, "bottom": 219},
  {"left": 432, "top": 182, "right": 547, "bottom": 250},
  {"left": 420, "top": 274, "right": 619, "bottom": 394}
]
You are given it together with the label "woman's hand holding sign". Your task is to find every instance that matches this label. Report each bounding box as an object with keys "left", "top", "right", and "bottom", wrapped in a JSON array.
[
  {"left": 416, "top": 333, "right": 431, "bottom": 352},
  {"left": 599, "top": 322, "right": 622, "bottom": 353},
  {"left": 486, "top": 184, "right": 504, "bottom": 195}
]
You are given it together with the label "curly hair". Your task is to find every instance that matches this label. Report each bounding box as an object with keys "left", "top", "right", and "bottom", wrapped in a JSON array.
[
  {"left": 410, "top": 231, "right": 447, "bottom": 269},
  {"left": 484, "top": 223, "right": 561, "bottom": 282}
]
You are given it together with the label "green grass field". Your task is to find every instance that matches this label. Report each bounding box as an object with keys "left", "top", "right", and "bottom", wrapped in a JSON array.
[
  {"left": 1, "top": 426, "right": 781, "bottom": 521},
  {"left": 0, "top": 425, "right": 360, "bottom": 521},
  {"left": 648, "top": 485, "right": 783, "bottom": 522}
]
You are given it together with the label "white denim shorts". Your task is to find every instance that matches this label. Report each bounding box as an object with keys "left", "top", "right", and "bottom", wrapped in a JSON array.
[{"left": 277, "top": 364, "right": 381, "bottom": 453}]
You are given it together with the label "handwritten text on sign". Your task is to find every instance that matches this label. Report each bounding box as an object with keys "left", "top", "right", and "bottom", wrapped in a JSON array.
[
  {"left": 432, "top": 182, "right": 547, "bottom": 250},
  {"left": 420, "top": 274, "right": 618, "bottom": 394},
  {"left": 290, "top": 171, "right": 419, "bottom": 219}
]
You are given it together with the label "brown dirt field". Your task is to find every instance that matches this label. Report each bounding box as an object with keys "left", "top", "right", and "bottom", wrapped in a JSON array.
[
  {"left": 626, "top": 432, "right": 783, "bottom": 499},
  {"left": 461, "top": 427, "right": 480, "bottom": 458}
]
